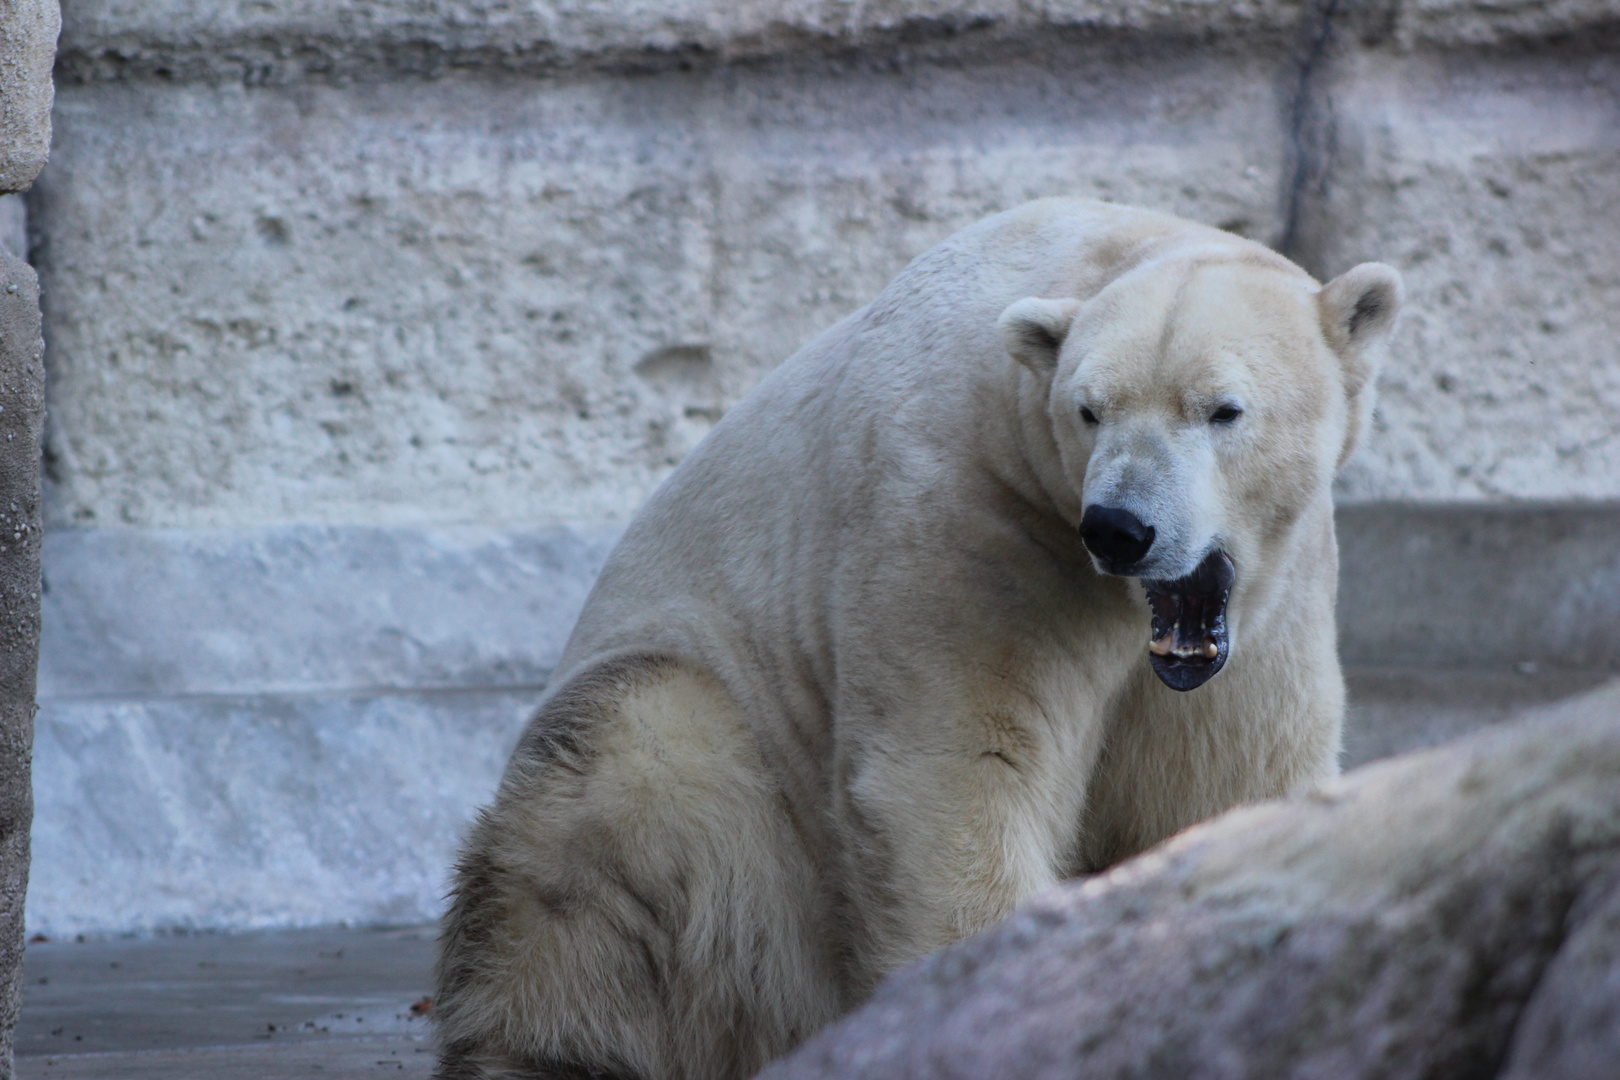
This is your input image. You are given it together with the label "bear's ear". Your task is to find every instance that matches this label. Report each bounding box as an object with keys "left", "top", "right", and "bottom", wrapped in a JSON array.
[
  {"left": 1318, "top": 262, "right": 1402, "bottom": 467},
  {"left": 998, "top": 297, "right": 1080, "bottom": 376},
  {"left": 1318, "top": 262, "right": 1403, "bottom": 399}
]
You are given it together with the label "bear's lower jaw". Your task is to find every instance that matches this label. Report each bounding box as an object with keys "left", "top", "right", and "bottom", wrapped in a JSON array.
[{"left": 1143, "top": 550, "right": 1235, "bottom": 692}]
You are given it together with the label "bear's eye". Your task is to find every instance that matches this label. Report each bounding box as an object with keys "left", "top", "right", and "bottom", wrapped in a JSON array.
[
  {"left": 1079, "top": 407, "right": 1099, "bottom": 425},
  {"left": 1210, "top": 404, "right": 1243, "bottom": 424}
]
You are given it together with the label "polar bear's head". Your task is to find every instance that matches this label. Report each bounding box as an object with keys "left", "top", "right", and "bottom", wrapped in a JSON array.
[{"left": 999, "top": 250, "right": 1401, "bottom": 691}]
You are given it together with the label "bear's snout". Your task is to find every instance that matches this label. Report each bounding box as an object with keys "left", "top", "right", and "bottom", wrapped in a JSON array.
[{"left": 1080, "top": 505, "right": 1156, "bottom": 571}]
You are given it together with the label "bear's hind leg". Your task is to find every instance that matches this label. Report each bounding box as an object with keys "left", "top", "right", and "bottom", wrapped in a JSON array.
[{"left": 433, "top": 656, "right": 840, "bottom": 1080}]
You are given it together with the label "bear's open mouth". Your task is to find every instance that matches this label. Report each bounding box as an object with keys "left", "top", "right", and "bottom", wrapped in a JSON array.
[{"left": 1143, "top": 550, "right": 1235, "bottom": 692}]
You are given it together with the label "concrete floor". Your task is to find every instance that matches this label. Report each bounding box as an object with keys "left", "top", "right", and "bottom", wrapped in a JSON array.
[
  {"left": 15, "top": 664, "right": 1615, "bottom": 1079},
  {"left": 16, "top": 926, "right": 437, "bottom": 1079}
]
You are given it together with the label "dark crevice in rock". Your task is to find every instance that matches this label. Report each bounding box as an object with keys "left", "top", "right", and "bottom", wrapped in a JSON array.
[{"left": 1277, "top": 0, "right": 1344, "bottom": 275}]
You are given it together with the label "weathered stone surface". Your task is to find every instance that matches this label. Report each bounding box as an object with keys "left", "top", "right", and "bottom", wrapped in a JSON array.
[
  {"left": 26, "top": 512, "right": 1614, "bottom": 934},
  {"left": 0, "top": 18, "right": 50, "bottom": 1076},
  {"left": 31, "top": 0, "right": 1620, "bottom": 948},
  {"left": 0, "top": 199, "right": 23, "bottom": 262},
  {"left": 36, "top": 30, "right": 1620, "bottom": 525},
  {"left": 0, "top": 253, "right": 43, "bottom": 1076},
  {"left": 38, "top": 525, "right": 614, "bottom": 698},
  {"left": 1308, "top": 50, "right": 1620, "bottom": 503},
  {"left": 0, "top": 0, "right": 58, "bottom": 193},
  {"left": 33, "top": 508, "right": 1620, "bottom": 701},
  {"left": 36, "top": 49, "right": 1290, "bottom": 530},
  {"left": 30, "top": 523, "right": 615, "bottom": 936},
  {"left": 1342, "top": 665, "right": 1614, "bottom": 768},
  {"left": 757, "top": 680, "right": 1620, "bottom": 1080},
  {"left": 1335, "top": 503, "right": 1620, "bottom": 670},
  {"left": 1395, "top": 0, "right": 1620, "bottom": 49},
  {"left": 56, "top": 0, "right": 1311, "bottom": 82},
  {"left": 51, "top": 0, "right": 1620, "bottom": 85},
  {"left": 28, "top": 686, "right": 530, "bottom": 937}
]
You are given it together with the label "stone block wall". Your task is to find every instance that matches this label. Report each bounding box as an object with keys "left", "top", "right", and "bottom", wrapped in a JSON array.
[{"left": 25, "top": 0, "right": 1620, "bottom": 935}]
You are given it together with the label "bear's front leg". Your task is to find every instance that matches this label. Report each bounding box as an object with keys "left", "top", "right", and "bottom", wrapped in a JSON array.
[{"left": 831, "top": 700, "right": 1103, "bottom": 992}]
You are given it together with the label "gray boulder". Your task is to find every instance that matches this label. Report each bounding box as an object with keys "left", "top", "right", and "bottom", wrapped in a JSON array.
[{"left": 757, "top": 681, "right": 1620, "bottom": 1080}]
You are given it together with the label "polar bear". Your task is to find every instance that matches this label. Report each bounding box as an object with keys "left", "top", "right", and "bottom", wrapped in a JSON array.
[{"left": 433, "top": 198, "right": 1401, "bottom": 1080}]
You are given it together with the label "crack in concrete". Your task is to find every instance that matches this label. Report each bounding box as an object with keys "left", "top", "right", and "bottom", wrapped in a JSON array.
[{"left": 1278, "top": 0, "right": 1345, "bottom": 272}]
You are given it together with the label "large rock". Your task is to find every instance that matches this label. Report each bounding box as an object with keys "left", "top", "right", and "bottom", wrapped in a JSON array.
[{"left": 757, "top": 680, "right": 1620, "bottom": 1080}]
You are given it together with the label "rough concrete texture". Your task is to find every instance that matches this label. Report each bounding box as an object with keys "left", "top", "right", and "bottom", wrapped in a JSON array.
[
  {"left": 1306, "top": 49, "right": 1620, "bottom": 504},
  {"left": 37, "top": 525, "right": 614, "bottom": 698},
  {"left": 757, "top": 679, "right": 1620, "bottom": 1080},
  {"left": 55, "top": 0, "right": 1313, "bottom": 82},
  {"left": 36, "top": 48, "right": 1289, "bottom": 530},
  {"left": 0, "top": 199, "right": 23, "bottom": 262},
  {"left": 0, "top": 252, "right": 44, "bottom": 1078},
  {"left": 29, "top": 524, "right": 616, "bottom": 937},
  {"left": 32, "top": 16, "right": 1620, "bottom": 522},
  {"left": 0, "top": 0, "right": 57, "bottom": 193},
  {"left": 28, "top": 0, "right": 1620, "bottom": 940},
  {"left": 22, "top": 513, "right": 1613, "bottom": 936},
  {"left": 1335, "top": 504, "right": 1620, "bottom": 669},
  {"left": 28, "top": 686, "right": 530, "bottom": 938},
  {"left": 32, "top": 507, "right": 1617, "bottom": 698},
  {"left": 1392, "top": 0, "right": 1620, "bottom": 49},
  {"left": 49, "top": 0, "right": 1620, "bottom": 83},
  {"left": 1341, "top": 664, "right": 1614, "bottom": 768},
  {"left": 16, "top": 925, "right": 436, "bottom": 1078}
]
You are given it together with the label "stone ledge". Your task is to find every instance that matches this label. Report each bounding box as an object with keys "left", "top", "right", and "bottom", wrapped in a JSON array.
[
  {"left": 29, "top": 512, "right": 1616, "bottom": 935},
  {"left": 55, "top": 0, "right": 1313, "bottom": 83},
  {"left": 54, "top": 0, "right": 1620, "bottom": 85},
  {"left": 1335, "top": 503, "right": 1620, "bottom": 670},
  {"left": 39, "top": 525, "right": 616, "bottom": 700},
  {"left": 28, "top": 686, "right": 535, "bottom": 937},
  {"left": 37, "top": 508, "right": 1620, "bottom": 707},
  {"left": 1393, "top": 0, "right": 1620, "bottom": 50}
]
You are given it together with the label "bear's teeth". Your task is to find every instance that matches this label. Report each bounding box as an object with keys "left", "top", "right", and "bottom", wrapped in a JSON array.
[{"left": 1150, "top": 632, "right": 1221, "bottom": 661}]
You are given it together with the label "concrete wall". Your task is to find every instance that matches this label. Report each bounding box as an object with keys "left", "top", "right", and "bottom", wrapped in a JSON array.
[
  {"left": 26, "top": 0, "right": 1620, "bottom": 936},
  {"left": 1, "top": 1, "right": 57, "bottom": 1072}
]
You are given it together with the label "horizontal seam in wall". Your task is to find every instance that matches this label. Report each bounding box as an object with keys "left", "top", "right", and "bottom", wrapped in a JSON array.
[{"left": 36, "top": 681, "right": 554, "bottom": 706}]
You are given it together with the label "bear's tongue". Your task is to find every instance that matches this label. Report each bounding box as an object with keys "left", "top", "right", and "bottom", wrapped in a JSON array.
[{"left": 1143, "top": 551, "right": 1235, "bottom": 692}]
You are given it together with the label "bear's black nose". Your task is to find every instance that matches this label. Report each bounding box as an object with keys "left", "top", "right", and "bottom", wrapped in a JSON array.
[{"left": 1080, "top": 505, "right": 1156, "bottom": 568}]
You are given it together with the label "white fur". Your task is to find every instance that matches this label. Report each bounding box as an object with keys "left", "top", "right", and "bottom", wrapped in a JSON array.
[{"left": 434, "top": 198, "right": 1402, "bottom": 1080}]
